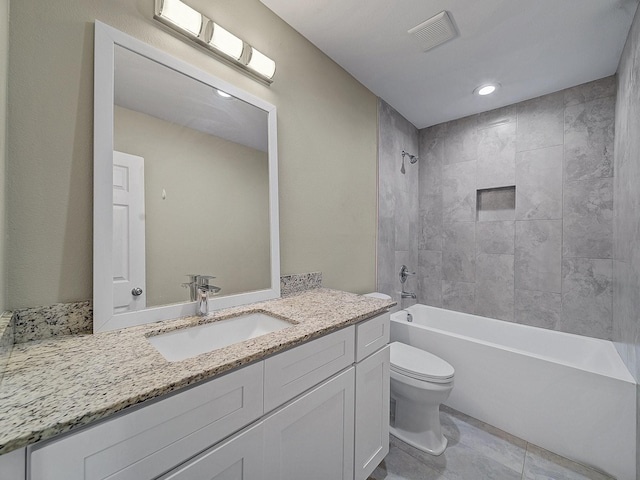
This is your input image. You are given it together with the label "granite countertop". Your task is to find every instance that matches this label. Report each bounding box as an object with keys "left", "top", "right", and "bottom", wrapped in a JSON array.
[{"left": 0, "top": 288, "right": 394, "bottom": 455}]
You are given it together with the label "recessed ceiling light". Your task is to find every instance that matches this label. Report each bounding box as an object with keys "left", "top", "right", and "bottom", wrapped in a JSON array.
[
  {"left": 474, "top": 83, "right": 500, "bottom": 96},
  {"left": 217, "top": 90, "right": 232, "bottom": 98}
]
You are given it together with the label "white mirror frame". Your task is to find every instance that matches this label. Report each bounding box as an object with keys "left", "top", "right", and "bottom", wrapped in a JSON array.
[{"left": 93, "top": 21, "right": 280, "bottom": 332}]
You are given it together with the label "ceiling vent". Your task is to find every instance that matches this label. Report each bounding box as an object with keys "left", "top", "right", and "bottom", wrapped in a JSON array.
[{"left": 408, "top": 11, "right": 457, "bottom": 52}]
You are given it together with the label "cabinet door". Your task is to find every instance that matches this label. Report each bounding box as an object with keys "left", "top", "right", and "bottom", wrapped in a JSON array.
[
  {"left": 158, "top": 423, "right": 263, "bottom": 480},
  {"left": 263, "top": 368, "right": 355, "bottom": 480},
  {"left": 354, "top": 345, "right": 390, "bottom": 480},
  {"left": 29, "top": 362, "right": 263, "bottom": 480},
  {"left": 0, "top": 447, "right": 25, "bottom": 480}
]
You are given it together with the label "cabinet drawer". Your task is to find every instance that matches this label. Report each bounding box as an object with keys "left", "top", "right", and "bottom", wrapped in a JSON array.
[
  {"left": 158, "top": 422, "right": 264, "bottom": 480},
  {"left": 355, "top": 312, "right": 390, "bottom": 362},
  {"left": 264, "top": 326, "right": 355, "bottom": 412},
  {"left": 29, "top": 362, "right": 263, "bottom": 480}
]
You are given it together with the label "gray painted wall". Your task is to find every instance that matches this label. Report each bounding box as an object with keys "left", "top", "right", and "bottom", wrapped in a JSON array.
[
  {"left": 416, "top": 77, "right": 616, "bottom": 340},
  {"left": 0, "top": 0, "right": 7, "bottom": 313},
  {"left": 6, "top": 0, "right": 378, "bottom": 310},
  {"left": 377, "top": 99, "right": 419, "bottom": 310},
  {"left": 612, "top": 6, "right": 640, "bottom": 477}
]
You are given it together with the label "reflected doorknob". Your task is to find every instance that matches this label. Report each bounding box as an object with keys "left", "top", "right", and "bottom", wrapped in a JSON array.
[{"left": 132, "top": 287, "right": 143, "bottom": 296}]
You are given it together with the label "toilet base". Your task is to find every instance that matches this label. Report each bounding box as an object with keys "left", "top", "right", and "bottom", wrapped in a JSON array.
[
  {"left": 390, "top": 372, "right": 453, "bottom": 456},
  {"left": 390, "top": 426, "right": 447, "bottom": 456}
]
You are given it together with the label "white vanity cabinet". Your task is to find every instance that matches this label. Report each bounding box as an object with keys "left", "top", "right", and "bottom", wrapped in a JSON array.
[
  {"left": 28, "top": 362, "right": 264, "bottom": 480},
  {"left": 263, "top": 325, "right": 355, "bottom": 411},
  {"left": 354, "top": 314, "right": 391, "bottom": 480},
  {"left": 263, "top": 368, "right": 355, "bottom": 480},
  {"left": 0, "top": 447, "right": 26, "bottom": 480},
  {"left": 354, "top": 345, "right": 390, "bottom": 480},
  {"left": 157, "top": 423, "right": 264, "bottom": 480},
  {"left": 23, "top": 313, "right": 391, "bottom": 480}
]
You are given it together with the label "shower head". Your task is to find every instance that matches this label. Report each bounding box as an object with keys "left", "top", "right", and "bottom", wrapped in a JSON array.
[
  {"left": 402, "top": 150, "right": 418, "bottom": 164},
  {"left": 401, "top": 150, "right": 419, "bottom": 174}
]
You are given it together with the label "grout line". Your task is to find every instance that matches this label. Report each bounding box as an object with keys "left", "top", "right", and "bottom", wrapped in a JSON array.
[
  {"left": 515, "top": 142, "right": 564, "bottom": 155},
  {"left": 521, "top": 442, "right": 531, "bottom": 479}
]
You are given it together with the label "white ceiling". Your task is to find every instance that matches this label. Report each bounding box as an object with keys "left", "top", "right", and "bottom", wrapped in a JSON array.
[
  {"left": 115, "top": 46, "right": 268, "bottom": 152},
  {"left": 260, "top": 0, "right": 639, "bottom": 128}
]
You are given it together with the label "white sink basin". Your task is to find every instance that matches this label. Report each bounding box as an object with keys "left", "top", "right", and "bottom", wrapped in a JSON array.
[{"left": 148, "top": 313, "right": 293, "bottom": 362}]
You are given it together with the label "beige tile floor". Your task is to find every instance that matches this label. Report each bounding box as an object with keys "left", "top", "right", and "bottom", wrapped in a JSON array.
[{"left": 369, "top": 406, "right": 614, "bottom": 480}]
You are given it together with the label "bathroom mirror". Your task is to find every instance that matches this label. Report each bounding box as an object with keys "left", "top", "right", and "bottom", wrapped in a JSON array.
[{"left": 93, "top": 21, "right": 280, "bottom": 332}]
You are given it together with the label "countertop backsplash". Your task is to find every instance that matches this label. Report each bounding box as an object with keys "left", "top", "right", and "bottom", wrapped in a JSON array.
[
  {"left": 13, "top": 301, "right": 93, "bottom": 344},
  {"left": 0, "top": 312, "right": 14, "bottom": 385},
  {"left": 280, "top": 272, "right": 322, "bottom": 295}
]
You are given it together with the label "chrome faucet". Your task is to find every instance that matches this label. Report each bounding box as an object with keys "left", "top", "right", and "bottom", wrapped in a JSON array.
[
  {"left": 196, "top": 275, "right": 221, "bottom": 316},
  {"left": 181, "top": 274, "right": 200, "bottom": 302},
  {"left": 399, "top": 265, "right": 417, "bottom": 299},
  {"left": 182, "top": 275, "right": 221, "bottom": 315}
]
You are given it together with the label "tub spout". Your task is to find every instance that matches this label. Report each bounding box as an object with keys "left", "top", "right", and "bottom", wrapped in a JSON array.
[{"left": 401, "top": 290, "right": 417, "bottom": 299}]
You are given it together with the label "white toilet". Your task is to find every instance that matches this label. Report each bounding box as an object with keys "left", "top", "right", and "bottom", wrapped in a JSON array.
[{"left": 389, "top": 341, "right": 455, "bottom": 456}]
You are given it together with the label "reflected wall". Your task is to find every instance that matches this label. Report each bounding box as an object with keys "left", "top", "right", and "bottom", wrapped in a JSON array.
[{"left": 114, "top": 106, "right": 270, "bottom": 307}]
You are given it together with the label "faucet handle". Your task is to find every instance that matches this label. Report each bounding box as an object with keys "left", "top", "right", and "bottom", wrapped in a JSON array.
[
  {"left": 199, "top": 284, "right": 221, "bottom": 294},
  {"left": 399, "top": 265, "right": 415, "bottom": 284},
  {"left": 197, "top": 275, "right": 216, "bottom": 285}
]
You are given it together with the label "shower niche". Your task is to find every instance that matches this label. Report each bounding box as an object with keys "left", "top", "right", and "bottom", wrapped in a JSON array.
[{"left": 476, "top": 186, "right": 515, "bottom": 222}]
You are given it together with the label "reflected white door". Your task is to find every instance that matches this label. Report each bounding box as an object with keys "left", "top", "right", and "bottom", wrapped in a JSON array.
[{"left": 113, "top": 151, "right": 146, "bottom": 313}]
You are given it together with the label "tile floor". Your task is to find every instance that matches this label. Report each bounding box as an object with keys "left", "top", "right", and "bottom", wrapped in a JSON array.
[{"left": 369, "top": 406, "right": 614, "bottom": 480}]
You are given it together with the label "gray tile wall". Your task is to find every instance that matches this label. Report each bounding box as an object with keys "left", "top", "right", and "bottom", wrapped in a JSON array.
[
  {"left": 377, "top": 99, "right": 419, "bottom": 310},
  {"left": 417, "top": 76, "right": 616, "bottom": 339},
  {"left": 611, "top": 6, "right": 640, "bottom": 477}
]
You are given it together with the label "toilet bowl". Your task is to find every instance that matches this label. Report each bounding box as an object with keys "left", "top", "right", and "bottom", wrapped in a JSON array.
[{"left": 389, "top": 341, "right": 454, "bottom": 456}]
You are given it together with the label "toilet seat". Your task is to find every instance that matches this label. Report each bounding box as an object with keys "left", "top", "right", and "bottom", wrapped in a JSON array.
[{"left": 390, "top": 342, "right": 454, "bottom": 384}]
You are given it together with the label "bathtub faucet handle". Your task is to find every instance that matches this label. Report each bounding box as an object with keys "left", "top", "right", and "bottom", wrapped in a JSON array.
[{"left": 399, "top": 265, "right": 415, "bottom": 284}]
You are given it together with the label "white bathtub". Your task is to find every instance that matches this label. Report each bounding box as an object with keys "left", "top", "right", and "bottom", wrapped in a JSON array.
[{"left": 391, "top": 304, "right": 636, "bottom": 480}]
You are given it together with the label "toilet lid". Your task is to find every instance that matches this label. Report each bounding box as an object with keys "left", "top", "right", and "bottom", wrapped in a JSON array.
[{"left": 390, "top": 342, "right": 455, "bottom": 382}]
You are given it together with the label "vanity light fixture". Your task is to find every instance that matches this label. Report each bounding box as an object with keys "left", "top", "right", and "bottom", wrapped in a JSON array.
[
  {"left": 156, "top": 0, "right": 203, "bottom": 37},
  {"left": 154, "top": 0, "right": 276, "bottom": 84},
  {"left": 474, "top": 83, "right": 500, "bottom": 96},
  {"left": 208, "top": 23, "right": 244, "bottom": 61},
  {"left": 247, "top": 47, "right": 277, "bottom": 79}
]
